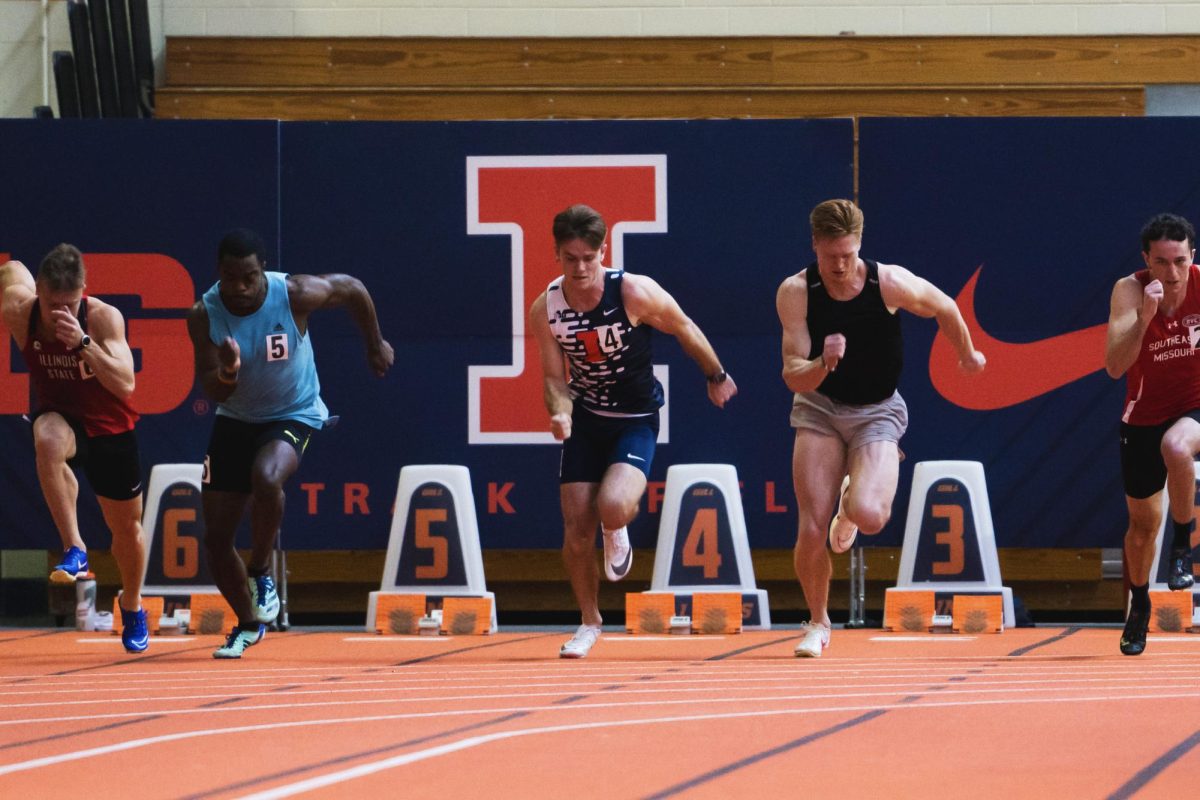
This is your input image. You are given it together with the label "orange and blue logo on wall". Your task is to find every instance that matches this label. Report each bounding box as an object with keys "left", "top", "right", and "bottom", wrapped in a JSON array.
[
  {"left": 465, "top": 155, "right": 668, "bottom": 444},
  {"left": 929, "top": 266, "right": 1109, "bottom": 410}
]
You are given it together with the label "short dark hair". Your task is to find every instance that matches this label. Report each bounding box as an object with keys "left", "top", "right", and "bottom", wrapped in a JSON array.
[
  {"left": 1140, "top": 213, "right": 1195, "bottom": 253},
  {"left": 218, "top": 228, "right": 267, "bottom": 262},
  {"left": 37, "top": 244, "right": 86, "bottom": 292},
  {"left": 552, "top": 205, "right": 607, "bottom": 249}
]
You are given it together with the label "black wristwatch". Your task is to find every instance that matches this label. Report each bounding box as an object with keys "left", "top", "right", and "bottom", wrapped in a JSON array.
[
  {"left": 78, "top": 334, "right": 91, "bottom": 350},
  {"left": 707, "top": 369, "right": 728, "bottom": 384}
]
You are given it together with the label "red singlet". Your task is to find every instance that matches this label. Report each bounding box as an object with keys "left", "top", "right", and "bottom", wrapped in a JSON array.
[
  {"left": 23, "top": 297, "right": 138, "bottom": 436},
  {"left": 1122, "top": 264, "right": 1200, "bottom": 426}
]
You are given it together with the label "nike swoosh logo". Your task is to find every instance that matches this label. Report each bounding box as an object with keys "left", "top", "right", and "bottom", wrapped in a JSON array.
[
  {"left": 929, "top": 266, "right": 1107, "bottom": 410},
  {"left": 626, "top": 453, "right": 646, "bottom": 461},
  {"left": 612, "top": 547, "right": 632, "bottom": 577},
  {"left": 603, "top": 308, "right": 618, "bottom": 316}
]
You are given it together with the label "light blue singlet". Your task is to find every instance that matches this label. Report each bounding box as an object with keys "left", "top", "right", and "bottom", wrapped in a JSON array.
[{"left": 202, "top": 271, "right": 329, "bottom": 428}]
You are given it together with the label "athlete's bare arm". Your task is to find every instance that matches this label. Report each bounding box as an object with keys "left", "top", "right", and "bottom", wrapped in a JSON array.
[
  {"left": 65, "top": 299, "right": 135, "bottom": 399},
  {"left": 777, "top": 270, "right": 835, "bottom": 392},
  {"left": 287, "top": 274, "right": 393, "bottom": 377},
  {"left": 1105, "top": 274, "right": 1160, "bottom": 379},
  {"left": 0, "top": 260, "right": 35, "bottom": 348},
  {"left": 530, "top": 291, "right": 573, "bottom": 440},
  {"left": 622, "top": 273, "right": 737, "bottom": 408},
  {"left": 186, "top": 302, "right": 239, "bottom": 403},
  {"left": 879, "top": 263, "right": 986, "bottom": 373}
]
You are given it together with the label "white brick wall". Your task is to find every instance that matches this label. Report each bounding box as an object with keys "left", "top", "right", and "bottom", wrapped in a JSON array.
[
  {"left": 153, "top": 0, "right": 1200, "bottom": 37},
  {"left": 7, "top": 0, "right": 1200, "bottom": 117}
]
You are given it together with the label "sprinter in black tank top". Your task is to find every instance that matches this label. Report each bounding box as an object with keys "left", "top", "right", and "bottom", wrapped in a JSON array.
[{"left": 777, "top": 199, "right": 985, "bottom": 658}]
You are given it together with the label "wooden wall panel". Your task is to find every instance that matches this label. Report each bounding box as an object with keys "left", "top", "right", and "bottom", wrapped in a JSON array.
[
  {"left": 165, "top": 36, "right": 1200, "bottom": 90},
  {"left": 156, "top": 86, "right": 1143, "bottom": 121}
]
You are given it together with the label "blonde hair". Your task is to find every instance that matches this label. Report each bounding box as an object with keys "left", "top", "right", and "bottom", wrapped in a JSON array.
[{"left": 810, "top": 199, "right": 864, "bottom": 240}]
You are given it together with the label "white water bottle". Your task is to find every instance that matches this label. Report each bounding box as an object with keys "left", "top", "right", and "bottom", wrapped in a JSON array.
[{"left": 75, "top": 578, "right": 97, "bottom": 631}]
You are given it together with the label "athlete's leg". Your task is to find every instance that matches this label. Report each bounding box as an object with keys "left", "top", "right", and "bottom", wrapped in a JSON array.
[
  {"left": 1160, "top": 417, "right": 1200, "bottom": 530},
  {"left": 792, "top": 429, "right": 846, "bottom": 628},
  {"left": 1124, "top": 492, "right": 1162, "bottom": 586},
  {"left": 247, "top": 440, "right": 300, "bottom": 574},
  {"left": 1122, "top": 491, "right": 1161, "bottom": 655},
  {"left": 32, "top": 413, "right": 84, "bottom": 551},
  {"left": 561, "top": 481, "right": 602, "bottom": 626},
  {"left": 98, "top": 495, "right": 146, "bottom": 611},
  {"left": 202, "top": 490, "right": 253, "bottom": 624},
  {"left": 595, "top": 462, "right": 648, "bottom": 533},
  {"left": 842, "top": 440, "right": 902, "bottom": 535}
]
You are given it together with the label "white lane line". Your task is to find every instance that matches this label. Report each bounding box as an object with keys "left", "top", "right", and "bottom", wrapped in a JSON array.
[
  {"left": 4, "top": 659, "right": 1196, "bottom": 699},
  {"left": 0, "top": 671, "right": 1186, "bottom": 711},
  {"left": 870, "top": 637, "right": 976, "bottom": 643},
  {"left": 602, "top": 636, "right": 726, "bottom": 642},
  {"left": 0, "top": 679, "right": 1194, "bottom": 730},
  {"left": 76, "top": 638, "right": 192, "bottom": 644},
  {"left": 236, "top": 689, "right": 1200, "bottom": 800},
  {"left": 342, "top": 637, "right": 453, "bottom": 643},
  {"left": 3, "top": 687, "right": 1199, "bottom": 782}
]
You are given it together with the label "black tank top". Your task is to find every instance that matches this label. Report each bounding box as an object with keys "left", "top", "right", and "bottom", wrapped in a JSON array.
[{"left": 805, "top": 259, "right": 903, "bottom": 405}]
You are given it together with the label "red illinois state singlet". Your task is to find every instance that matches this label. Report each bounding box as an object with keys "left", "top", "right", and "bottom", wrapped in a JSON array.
[
  {"left": 23, "top": 297, "right": 138, "bottom": 436},
  {"left": 1123, "top": 264, "right": 1200, "bottom": 426}
]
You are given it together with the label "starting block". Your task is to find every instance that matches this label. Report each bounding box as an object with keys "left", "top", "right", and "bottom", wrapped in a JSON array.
[
  {"left": 950, "top": 594, "right": 1004, "bottom": 634},
  {"left": 374, "top": 594, "right": 428, "bottom": 634},
  {"left": 691, "top": 592, "right": 743, "bottom": 634},
  {"left": 885, "top": 461, "right": 1014, "bottom": 631},
  {"left": 366, "top": 466, "right": 497, "bottom": 634},
  {"left": 626, "top": 591, "right": 743, "bottom": 634},
  {"left": 110, "top": 596, "right": 165, "bottom": 634},
  {"left": 883, "top": 590, "right": 935, "bottom": 632},
  {"left": 1146, "top": 460, "right": 1200, "bottom": 628},
  {"left": 1149, "top": 590, "right": 1195, "bottom": 632},
  {"left": 626, "top": 592, "right": 675, "bottom": 633},
  {"left": 186, "top": 593, "right": 236, "bottom": 635},
  {"left": 441, "top": 597, "right": 493, "bottom": 635},
  {"left": 635, "top": 464, "right": 770, "bottom": 631},
  {"left": 883, "top": 590, "right": 1004, "bottom": 633}
]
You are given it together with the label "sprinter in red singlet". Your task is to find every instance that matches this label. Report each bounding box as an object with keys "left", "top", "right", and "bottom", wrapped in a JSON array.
[
  {"left": 1106, "top": 213, "right": 1200, "bottom": 656},
  {"left": 0, "top": 245, "right": 149, "bottom": 652}
]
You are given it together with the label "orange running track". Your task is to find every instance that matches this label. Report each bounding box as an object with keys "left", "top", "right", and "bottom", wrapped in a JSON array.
[{"left": 0, "top": 627, "right": 1198, "bottom": 799}]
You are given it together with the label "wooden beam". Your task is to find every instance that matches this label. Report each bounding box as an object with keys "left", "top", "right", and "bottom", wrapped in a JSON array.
[
  {"left": 164, "top": 35, "right": 1200, "bottom": 90},
  {"left": 155, "top": 85, "right": 1142, "bottom": 121}
]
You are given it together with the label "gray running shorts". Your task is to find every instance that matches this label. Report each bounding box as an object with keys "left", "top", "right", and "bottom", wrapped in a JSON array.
[{"left": 789, "top": 390, "right": 908, "bottom": 451}]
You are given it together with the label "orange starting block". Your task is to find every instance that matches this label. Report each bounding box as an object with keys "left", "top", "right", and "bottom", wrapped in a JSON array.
[
  {"left": 1149, "top": 590, "right": 1195, "bottom": 633},
  {"left": 440, "top": 597, "right": 493, "bottom": 635},
  {"left": 186, "top": 593, "right": 236, "bottom": 635},
  {"left": 374, "top": 594, "right": 427, "bottom": 634},
  {"left": 951, "top": 594, "right": 1004, "bottom": 634},
  {"left": 691, "top": 593, "right": 743, "bottom": 634},
  {"left": 884, "top": 591, "right": 1004, "bottom": 633},
  {"left": 883, "top": 590, "right": 935, "bottom": 632},
  {"left": 626, "top": 593, "right": 674, "bottom": 634},
  {"left": 110, "top": 596, "right": 164, "bottom": 634}
]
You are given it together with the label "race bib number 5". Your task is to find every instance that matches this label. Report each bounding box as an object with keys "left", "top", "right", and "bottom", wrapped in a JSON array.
[{"left": 267, "top": 332, "right": 289, "bottom": 361}]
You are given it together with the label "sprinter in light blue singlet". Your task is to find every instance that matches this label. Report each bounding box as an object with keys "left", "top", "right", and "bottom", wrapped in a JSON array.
[{"left": 188, "top": 229, "right": 394, "bottom": 659}]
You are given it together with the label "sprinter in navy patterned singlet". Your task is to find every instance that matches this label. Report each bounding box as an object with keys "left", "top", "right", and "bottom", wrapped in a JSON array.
[
  {"left": 530, "top": 204, "right": 737, "bottom": 658},
  {"left": 778, "top": 199, "right": 985, "bottom": 658}
]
